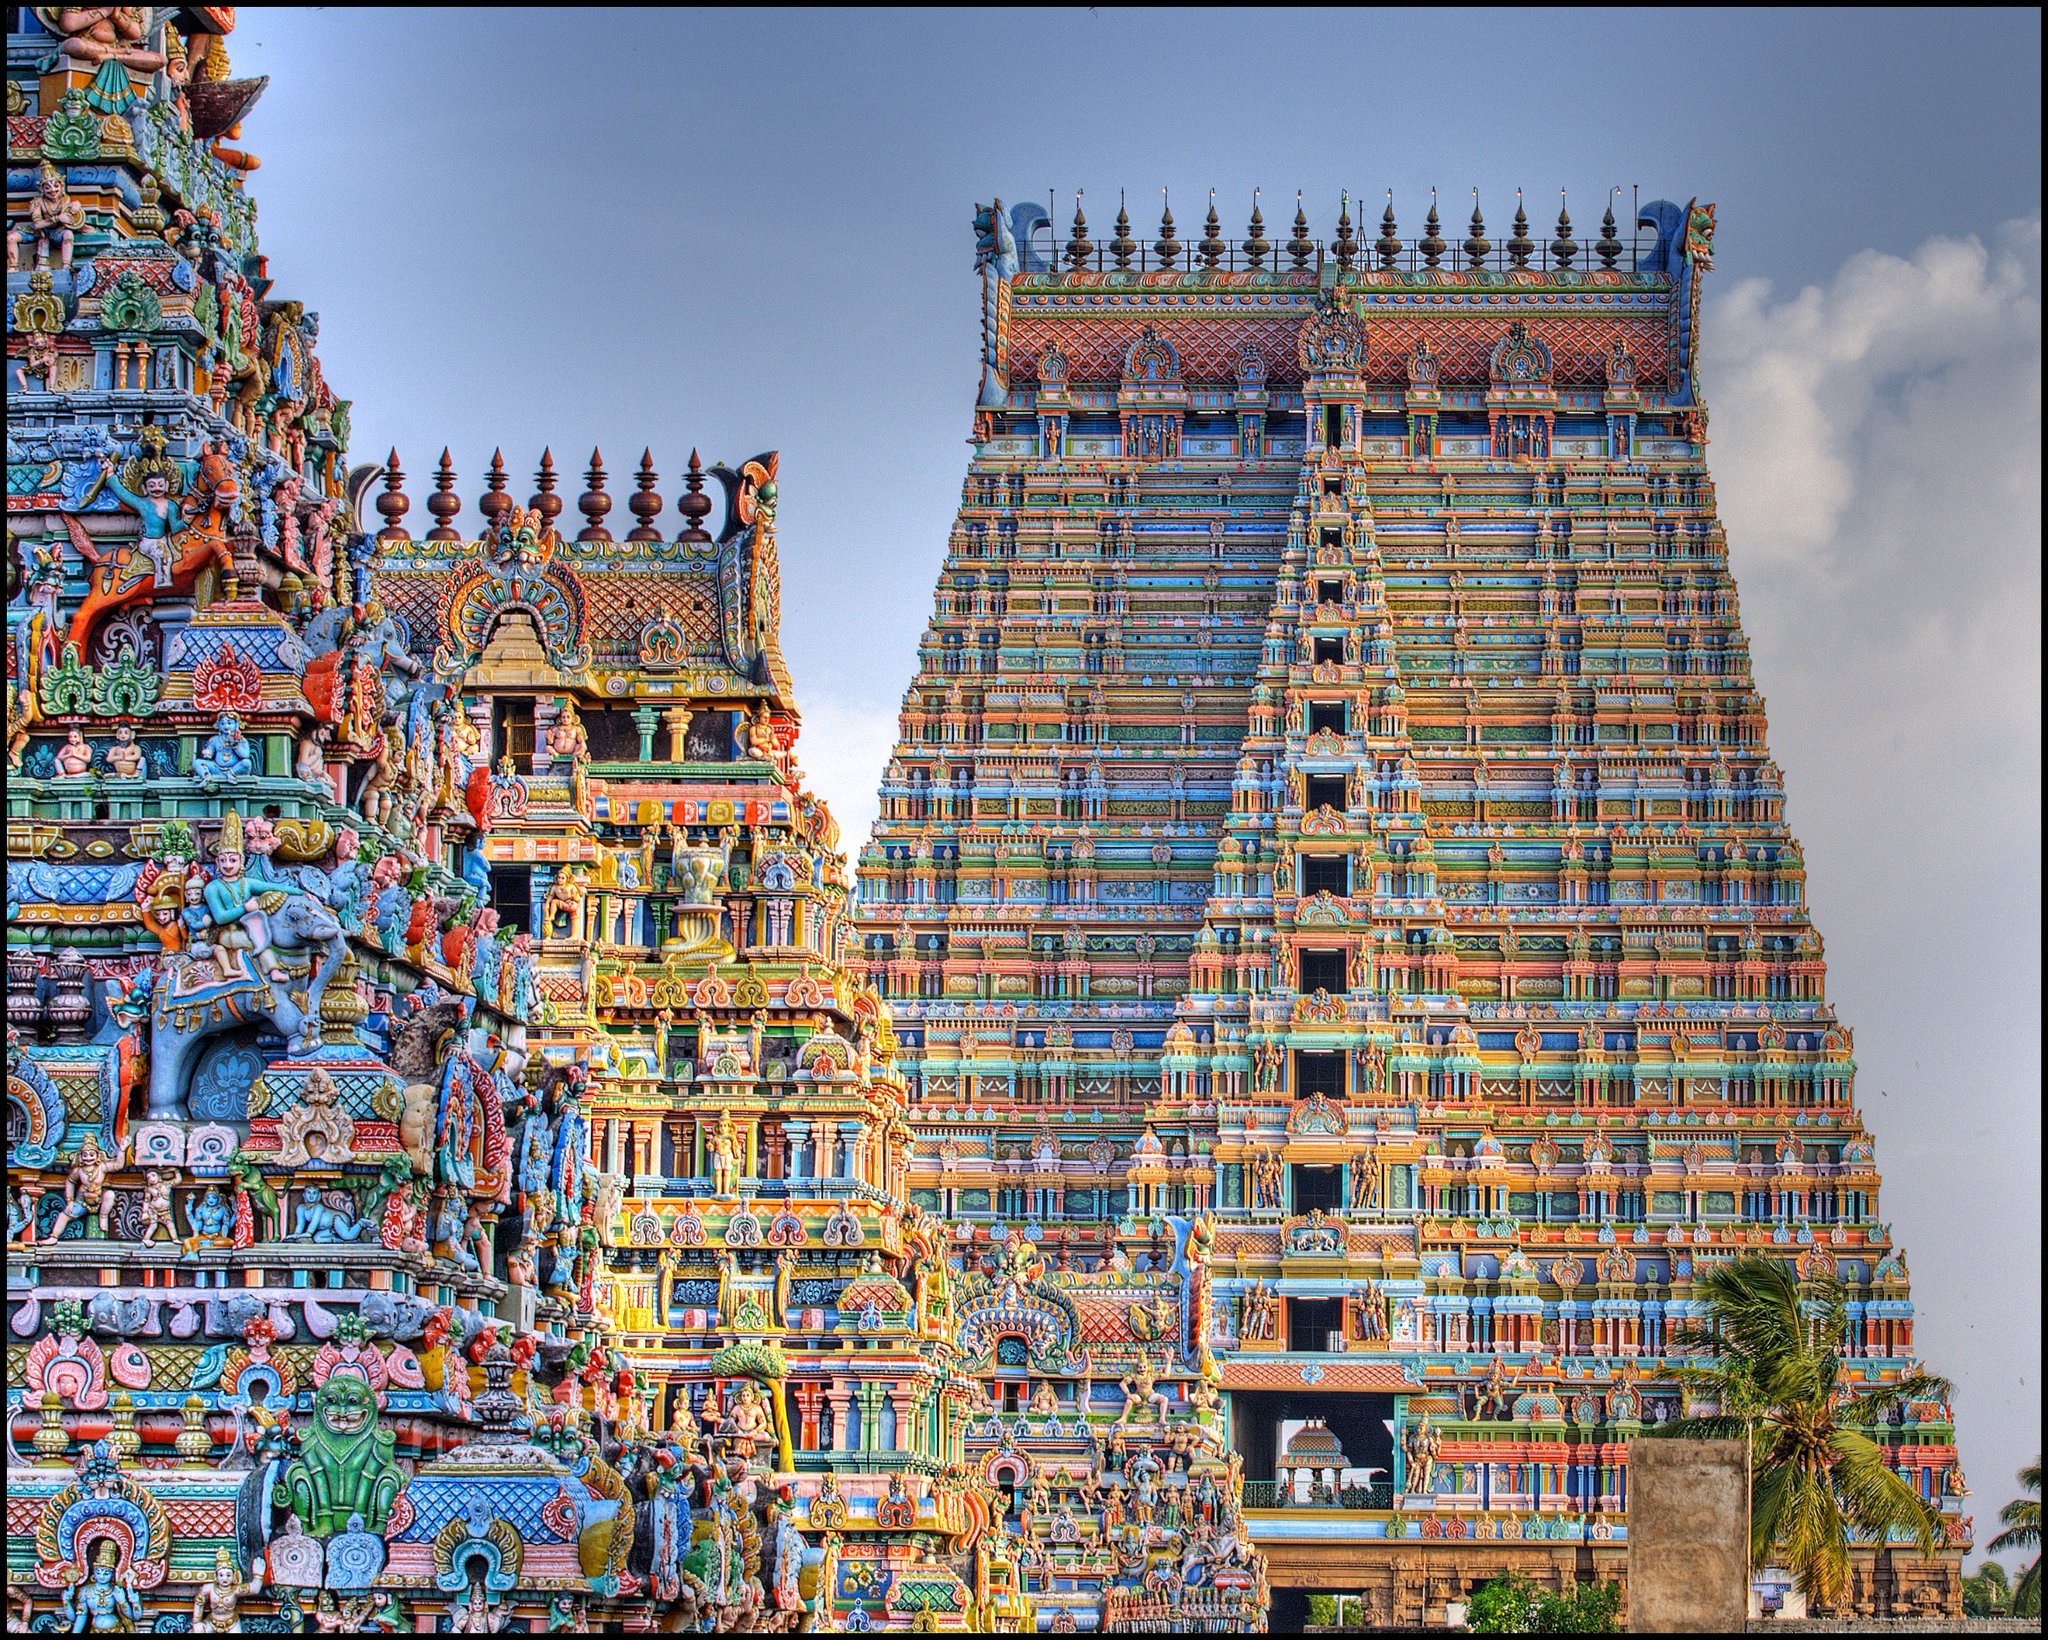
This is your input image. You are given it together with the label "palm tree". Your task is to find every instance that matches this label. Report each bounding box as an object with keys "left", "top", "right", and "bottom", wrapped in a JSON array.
[
  {"left": 1988, "top": 1459, "right": 2041, "bottom": 1616},
  {"left": 1961, "top": 1559, "right": 2010, "bottom": 1616},
  {"left": 1655, "top": 1255, "right": 1951, "bottom": 1611}
]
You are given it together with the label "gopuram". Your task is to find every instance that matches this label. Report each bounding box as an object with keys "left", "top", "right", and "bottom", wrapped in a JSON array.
[
  {"left": 853, "top": 193, "right": 1970, "bottom": 1624},
  {"left": 2, "top": 7, "right": 1962, "bottom": 1634},
  {"left": 4, "top": 9, "right": 1258, "bottom": 1631}
]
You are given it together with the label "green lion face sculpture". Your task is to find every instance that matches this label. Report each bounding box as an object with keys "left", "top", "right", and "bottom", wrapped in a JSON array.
[{"left": 280, "top": 1372, "right": 404, "bottom": 1538}]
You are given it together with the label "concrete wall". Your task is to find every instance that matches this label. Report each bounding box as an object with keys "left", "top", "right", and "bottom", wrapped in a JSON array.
[
  {"left": 1628, "top": 1438, "right": 1751, "bottom": 1634},
  {"left": 1748, "top": 1623, "right": 2037, "bottom": 1635}
]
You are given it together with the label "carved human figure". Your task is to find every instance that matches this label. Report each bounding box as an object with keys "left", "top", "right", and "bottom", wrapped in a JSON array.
[
  {"left": 180, "top": 1184, "right": 235, "bottom": 1254},
  {"left": 46, "top": 7, "right": 167, "bottom": 72},
  {"left": 47, "top": 1133, "right": 120, "bottom": 1240},
  {"left": 546, "top": 697, "right": 587, "bottom": 763},
  {"left": 103, "top": 723, "right": 145, "bottom": 779},
  {"left": 1349, "top": 1148, "right": 1381, "bottom": 1212},
  {"left": 59, "top": 1541, "right": 141, "bottom": 1633},
  {"left": 53, "top": 728, "right": 93, "bottom": 777},
  {"left": 706, "top": 1114, "right": 740, "bottom": 1194},
  {"left": 191, "top": 1548, "right": 261, "bottom": 1633},
  {"left": 205, "top": 810, "right": 301, "bottom": 980},
  {"left": 725, "top": 1380, "right": 773, "bottom": 1468},
  {"left": 136, "top": 1168, "right": 180, "bottom": 1246},
  {"left": 449, "top": 1585, "right": 508, "bottom": 1634},
  {"left": 9, "top": 163, "right": 85, "bottom": 270},
  {"left": 191, "top": 715, "right": 256, "bottom": 787},
  {"left": 95, "top": 457, "right": 178, "bottom": 588}
]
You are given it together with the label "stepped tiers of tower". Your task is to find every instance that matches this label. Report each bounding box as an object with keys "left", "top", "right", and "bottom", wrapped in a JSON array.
[
  {"left": 850, "top": 193, "right": 1970, "bottom": 1624},
  {"left": 2, "top": 22, "right": 1968, "bottom": 1620}
]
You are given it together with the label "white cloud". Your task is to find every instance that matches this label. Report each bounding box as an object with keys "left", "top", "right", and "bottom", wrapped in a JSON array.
[
  {"left": 790, "top": 691, "right": 897, "bottom": 867},
  {"left": 1703, "top": 216, "right": 2042, "bottom": 1550}
]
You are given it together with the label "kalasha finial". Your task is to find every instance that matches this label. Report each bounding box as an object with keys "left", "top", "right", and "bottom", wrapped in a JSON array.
[
  {"left": 479, "top": 448, "right": 511, "bottom": 528},
  {"left": 1199, "top": 191, "right": 1225, "bottom": 269},
  {"left": 1065, "top": 191, "right": 1092, "bottom": 270},
  {"left": 1154, "top": 189, "right": 1179, "bottom": 270},
  {"left": 679, "top": 450, "right": 713, "bottom": 543},
  {"left": 530, "top": 448, "right": 563, "bottom": 525},
  {"left": 1287, "top": 194, "right": 1314, "bottom": 270},
  {"left": 626, "top": 448, "right": 663, "bottom": 541},
  {"left": 1552, "top": 193, "right": 1577, "bottom": 268},
  {"left": 1110, "top": 191, "right": 1135, "bottom": 270},
  {"left": 1244, "top": 190, "right": 1269, "bottom": 270},
  {"left": 577, "top": 448, "right": 612, "bottom": 541},
  {"left": 1507, "top": 190, "right": 1534, "bottom": 268},
  {"left": 1464, "top": 191, "right": 1490, "bottom": 269},
  {"left": 1378, "top": 194, "right": 1401, "bottom": 269},
  {"left": 1332, "top": 193, "right": 1357, "bottom": 270},
  {"left": 426, "top": 448, "right": 461, "bottom": 540},
  {"left": 375, "top": 449, "right": 409, "bottom": 543},
  {"left": 1419, "top": 190, "right": 1445, "bottom": 268},
  {"left": 1596, "top": 189, "right": 1623, "bottom": 268}
]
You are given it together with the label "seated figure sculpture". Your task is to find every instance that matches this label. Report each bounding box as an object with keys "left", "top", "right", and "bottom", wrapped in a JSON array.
[{"left": 191, "top": 714, "right": 257, "bottom": 787}]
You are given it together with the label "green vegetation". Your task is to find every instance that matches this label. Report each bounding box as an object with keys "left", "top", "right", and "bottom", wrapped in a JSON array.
[
  {"left": 1988, "top": 1458, "right": 2041, "bottom": 1617},
  {"left": 1465, "top": 1574, "right": 1621, "bottom": 1633},
  {"left": 1654, "top": 1254, "right": 1949, "bottom": 1610},
  {"left": 1962, "top": 1559, "right": 2011, "bottom": 1616}
]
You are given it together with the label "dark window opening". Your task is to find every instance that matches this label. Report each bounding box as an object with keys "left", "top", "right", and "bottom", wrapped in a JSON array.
[
  {"left": 492, "top": 697, "right": 535, "bottom": 774},
  {"left": 1317, "top": 579, "right": 1344, "bottom": 604},
  {"left": 1299, "top": 949, "right": 1347, "bottom": 994},
  {"left": 489, "top": 865, "right": 533, "bottom": 937},
  {"left": 585, "top": 707, "right": 641, "bottom": 762},
  {"left": 1323, "top": 406, "right": 1343, "bottom": 448},
  {"left": 1322, "top": 475, "right": 1344, "bottom": 497},
  {"left": 1301, "top": 854, "right": 1349, "bottom": 897},
  {"left": 1292, "top": 1165, "right": 1343, "bottom": 1214},
  {"left": 1289, "top": 1296, "right": 1344, "bottom": 1352},
  {"left": 685, "top": 710, "right": 736, "bottom": 762},
  {"left": 1312, "top": 636, "right": 1344, "bottom": 666},
  {"left": 1319, "top": 525, "right": 1343, "bottom": 551},
  {"left": 1294, "top": 1050, "right": 1344, "bottom": 1098},
  {"left": 1307, "top": 702, "right": 1346, "bottom": 735},
  {"left": 1304, "top": 775, "right": 1347, "bottom": 812}
]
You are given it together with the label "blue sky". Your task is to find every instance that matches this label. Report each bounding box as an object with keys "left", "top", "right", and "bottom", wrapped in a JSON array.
[{"left": 228, "top": 7, "right": 2041, "bottom": 1554}]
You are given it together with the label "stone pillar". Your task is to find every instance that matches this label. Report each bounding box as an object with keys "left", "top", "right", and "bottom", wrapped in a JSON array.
[
  {"left": 632, "top": 704, "right": 660, "bottom": 763},
  {"left": 532, "top": 696, "right": 559, "bottom": 773},
  {"left": 664, "top": 707, "right": 689, "bottom": 763}
]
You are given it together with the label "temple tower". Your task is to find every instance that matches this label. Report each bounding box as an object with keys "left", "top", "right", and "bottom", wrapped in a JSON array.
[{"left": 858, "top": 191, "right": 1967, "bottom": 1625}]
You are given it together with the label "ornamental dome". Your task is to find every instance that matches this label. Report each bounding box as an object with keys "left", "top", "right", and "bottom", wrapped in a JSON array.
[{"left": 1279, "top": 1419, "right": 1350, "bottom": 1469}]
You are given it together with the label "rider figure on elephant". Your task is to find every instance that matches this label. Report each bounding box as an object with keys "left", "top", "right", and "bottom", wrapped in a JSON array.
[{"left": 205, "top": 810, "right": 297, "bottom": 982}]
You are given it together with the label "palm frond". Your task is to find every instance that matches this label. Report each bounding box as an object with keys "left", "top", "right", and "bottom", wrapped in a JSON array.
[
  {"left": 2012, "top": 1555, "right": 2041, "bottom": 1619},
  {"left": 1837, "top": 1371, "right": 1955, "bottom": 1428},
  {"left": 1831, "top": 1429, "right": 1944, "bottom": 1556},
  {"left": 1775, "top": 1471, "right": 1851, "bottom": 1608}
]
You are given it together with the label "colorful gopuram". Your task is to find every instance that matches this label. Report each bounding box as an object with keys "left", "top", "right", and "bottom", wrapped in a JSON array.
[
  {"left": 4, "top": 7, "right": 1968, "bottom": 1630},
  {"left": 854, "top": 192, "right": 1970, "bottom": 1624}
]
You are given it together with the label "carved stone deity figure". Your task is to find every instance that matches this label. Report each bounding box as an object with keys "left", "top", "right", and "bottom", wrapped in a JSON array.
[
  {"left": 48, "top": 1132, "right": 121, "bottom": 1240},
  {"left": 191, "top": 1548, "right": 261, "bottom": 1632},
  {"left": 59, "top": 1541, "right": 142, "bottom": 1633},
  {"left": 706, "top": 1113, "right": 740, "bottom": 1194},
  {"left": 203, "top": 809, "right": 299, "bottom": 981},
  {"left": 8, "top": 162, "right": 86, "bottom": 270},
  {"left": 1348, "top": 1148, "right": 1380, "bottom": 1212},
  {"left": 191, "top": 714, "right": 257, "bottom": 787},
  {"left": 104, "top": 723, "right": 145, "bottom": 779},
  {"left": 137, "top": 1168, "right": 180, "bottom": 1246},
  {"left": 725, "top": 1380, "right": 774, "bottom": 1468},
  {"left": 1240, "top": 1279, "right": 1278, "bottom": 1342},
  {"left": 546, "top": 697, "right": 588, "bottom": 764}
]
